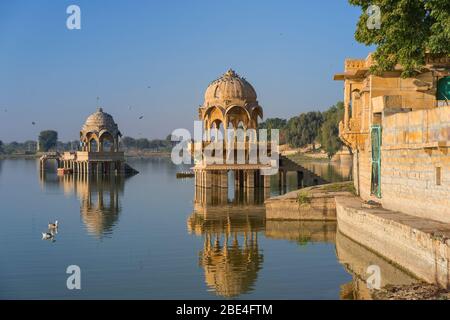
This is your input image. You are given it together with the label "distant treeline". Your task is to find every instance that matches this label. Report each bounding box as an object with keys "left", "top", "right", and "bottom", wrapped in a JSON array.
[
  {"left": 0, "top": 132, "right": 174, "bottom": 155},
  {"left": 120, "top": 136, "right": 174, "bottom": 152},
  {"left": 0, "top": 140, "right": 78, "bottom": 155},
  {"left": 258, "top": 102, "right": 344, "bottom": 158}
]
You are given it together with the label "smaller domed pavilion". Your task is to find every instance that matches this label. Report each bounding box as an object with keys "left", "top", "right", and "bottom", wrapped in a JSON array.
[{"left": 54, "top": 108, "right": 135, "bottom": 176}]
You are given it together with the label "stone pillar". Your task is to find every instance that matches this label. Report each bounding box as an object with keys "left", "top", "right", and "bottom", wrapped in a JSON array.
[
  {"left": 214, "top": 171, "right": 219, "bottom": 187},
  {"left": 220, "top": 171, "right": 228, "bottom": 189},
  {"left": 203, "top": 171, "right": 211, "bottom": 188},
  {"left": 264, "top": 186, "right": 271, "bottom": 200},
  {"left": 264, "top": 174, "right": 271, "bottom": 189},
  {"left": 246, "top": 170, "right": 255, "bottom": 189},
  {"left": 219, "top": 187, "right": 227, "bottom": 204},
  {"left": 246, "top": 187, "right": 254, "bottom": 204}
]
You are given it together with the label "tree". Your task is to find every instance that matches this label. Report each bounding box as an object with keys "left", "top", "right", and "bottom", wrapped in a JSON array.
[
  {"left": 285, "top": 112, "right": 323, "bottom": 148},
  {"left": 121, "top": 136, "right": 136, "bottom": 149},
  {"left": 136, "top": 138, "right": 150, "bottom": 149},
  {"left": 258, "top": 118, "right": 287, "bottom": 143},
  {"left": 349, "top": 0, "right": 450, "bottom": 77},
  {"left": 38, "top": 130, "right": 58, "bottom": 152},
  {"left": 319, "top": 102, "right": 345, "bottom": 158}
]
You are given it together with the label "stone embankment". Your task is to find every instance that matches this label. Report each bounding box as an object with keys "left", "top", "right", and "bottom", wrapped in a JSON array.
[
  {"left": 336, "top": 196, "right": 450, "bottom": 290},
  {"left": 264, "top": 183, "right": 450, "bottom": 299},
  {"left": 265, "top": 182, "right": 354, "bottom": 220}
]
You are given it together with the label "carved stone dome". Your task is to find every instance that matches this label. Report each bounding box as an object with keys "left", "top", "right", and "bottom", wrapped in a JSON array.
[
  {"left": 81, "top": 108, "right": 121, "bottom": 137},
  {"left": 204, "top": 69, "right": 257, "bottom": 106}
]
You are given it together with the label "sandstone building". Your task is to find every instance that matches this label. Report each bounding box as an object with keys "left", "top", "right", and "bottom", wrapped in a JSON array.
[{"left": 334, "top": 54, "right": 450, "bottom": 222}]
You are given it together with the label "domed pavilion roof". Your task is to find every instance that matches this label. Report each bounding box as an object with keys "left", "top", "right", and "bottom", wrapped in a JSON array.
[
  {"left": 81, "top": 108, "right": 121, "bottom": 137},
  {"left": 204, "top": 69, "right": 257, "bottom": 106}
]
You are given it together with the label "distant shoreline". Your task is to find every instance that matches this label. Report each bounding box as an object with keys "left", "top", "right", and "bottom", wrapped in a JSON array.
[{"left": 0, "top": 151, "right": 172, "bottom": 160}]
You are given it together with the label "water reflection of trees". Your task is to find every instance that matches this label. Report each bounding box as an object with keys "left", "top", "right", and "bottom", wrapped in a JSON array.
[
  {"left": 300, "top": 161, "right": 353, "bottom": 183},
  {"left": 189, "top": 187, "right": 265, "bottom": 298},
  {"left": 40, "top": 173, "right": 125, "bottom": 238}
]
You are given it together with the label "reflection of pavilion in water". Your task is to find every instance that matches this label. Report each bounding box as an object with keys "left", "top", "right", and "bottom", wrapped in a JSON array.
[
  {"left": 40, "top": 173, "right": 124, "bottom": 238},
  {"left": 188, "top": 188, "right": 265, "bottom": 298}
]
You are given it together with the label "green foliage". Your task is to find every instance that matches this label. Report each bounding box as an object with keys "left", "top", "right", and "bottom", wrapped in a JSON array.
[
  {"left": 319, "top": 102, "right": 345, "bottom": 158},
  {"left": 297, "top": 190, "right": 312, "bottom": 205},
  {"left": 321, "top": 182, "right": 356, "bottom": 195},
  {"left": 297, "top": 235, "right": 311, "bottom": 246},
  {"left": 120, "top": 136, "right": 173, "bottom": 151},
  {"left": 349, "top": 0, "right": 450, "bottom": 77},
  {"left": 1, "top": 140, "right": 37, "bottom": 154},
  {"left": 258, "top": 118, "right": 287, "bottom": 143},
  {"left": 58, "top": 140, "right": 79, "bottom": 151},
  {"left": 0, "top": 139, "right": 77, "bottom": 155},
  {"left": 285, "top": 112, "right": 323, "bottom": 148},
  {"left": 256, "top": 102, "right": 344, "bottom": 155},
  {"left": 38, "top": 130, "right": 58, "bottom": 152}
]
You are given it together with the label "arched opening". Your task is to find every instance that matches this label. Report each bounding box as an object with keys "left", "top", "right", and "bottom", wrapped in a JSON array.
[
  {"left": 210, "top": 120, "right": 224, "bottom": 142},
  {"left": 100, "top": 132, "right": 115, "bottom": 152},
  {"left": 225, "top": 106, "right": 250, "bottom": 130},
  {"left": 250, "top": 106, "right": 263, "bottom": 129},
  {"left": 89, "top": 138, "right": 99, "bottom": 152}
]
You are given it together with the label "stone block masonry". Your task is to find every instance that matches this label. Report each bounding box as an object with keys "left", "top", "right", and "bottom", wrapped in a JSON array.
[{"left": 336, "top": 196, "right": 450, "bottom": 289}]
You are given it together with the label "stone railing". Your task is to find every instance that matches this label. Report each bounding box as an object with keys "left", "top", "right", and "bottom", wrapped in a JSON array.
[{"left": 75, "top": 151, "right": 125, "bottom": 161}]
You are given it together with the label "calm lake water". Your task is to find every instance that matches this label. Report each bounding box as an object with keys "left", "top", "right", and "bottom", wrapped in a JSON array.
[{"left": 0, "top": 158, "right": 417, "bottom": 299}]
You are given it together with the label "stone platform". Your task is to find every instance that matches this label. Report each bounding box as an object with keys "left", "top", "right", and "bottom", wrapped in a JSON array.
[
  {"left": 336, "top": 196, "right": 450, "bottom": 289},
  {"left": 265, "top": 182, "right": 354, "bottom": 220}
]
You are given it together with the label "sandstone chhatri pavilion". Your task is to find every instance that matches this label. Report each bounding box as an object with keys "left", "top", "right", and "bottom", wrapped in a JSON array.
[
  {"left": 192, "top": 69, "right": 272, "bottom": 191},
  {"left": 191, "top": 69, "right": 324, "bottom": 194},
  {"left": 40, "top": 108, "right": 137, "bottom": 176}
]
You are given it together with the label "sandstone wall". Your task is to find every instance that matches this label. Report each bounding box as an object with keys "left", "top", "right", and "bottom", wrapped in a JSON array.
[
  {"left": 354, "top": 106, "right": 449, "bottom": 222},
  {"left": 381, "top": 106, "right": 450, "bottom": 222}
]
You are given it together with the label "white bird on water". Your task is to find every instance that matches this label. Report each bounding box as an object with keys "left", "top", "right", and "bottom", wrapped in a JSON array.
[{"left": 42, "top": 232, "right": 54, "bottom": 240}]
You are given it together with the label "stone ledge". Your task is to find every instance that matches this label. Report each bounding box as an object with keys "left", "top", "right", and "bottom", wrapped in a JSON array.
[
  {"left": 265, "top": 182, "right": 354, "bottom": 220},
  {"left": 336, "top": 196, "right": 450, "bottom": 288}
]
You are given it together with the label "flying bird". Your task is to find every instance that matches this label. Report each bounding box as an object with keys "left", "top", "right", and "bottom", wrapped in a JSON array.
[
  {"left": 139, "top": 116, "right": 144, "bottom": 120},
  {"left": 32, "top": 121, "right": 36, "bottom": 125}
]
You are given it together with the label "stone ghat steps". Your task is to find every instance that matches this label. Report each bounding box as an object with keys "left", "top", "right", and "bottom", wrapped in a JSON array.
[
  {"left": 279, "top": 155, "right": 328, "bottom": 184},
  {"left": 336, "top": 196, "right": 450, "bottom": 289}
]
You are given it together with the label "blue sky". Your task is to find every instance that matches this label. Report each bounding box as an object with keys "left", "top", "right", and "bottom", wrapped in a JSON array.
[{"left": 0, "top": 0, "right": 373, "bottom": 142}]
